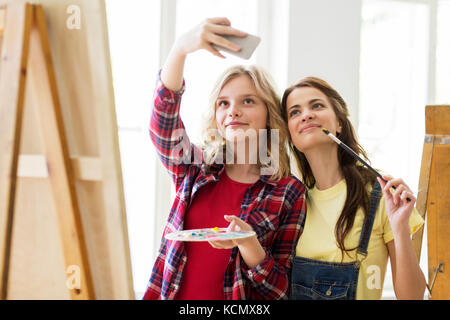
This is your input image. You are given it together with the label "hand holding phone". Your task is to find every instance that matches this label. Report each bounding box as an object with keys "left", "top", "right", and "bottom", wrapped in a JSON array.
[{"left": 211, "top": 33, "right": 261, "bottom": 60}]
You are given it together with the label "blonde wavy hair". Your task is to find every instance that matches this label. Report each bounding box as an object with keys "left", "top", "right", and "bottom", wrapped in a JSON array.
[{"left": 201, "top": 65, "right": 291, "bottom": 181}]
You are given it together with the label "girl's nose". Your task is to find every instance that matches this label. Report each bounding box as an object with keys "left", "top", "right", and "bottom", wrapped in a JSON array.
[
  {"left": 228, "top": 103, "right": 241, "bottom": 117},
  {"left": 301, "top": 110, "right": 314, "bottom": 122}
]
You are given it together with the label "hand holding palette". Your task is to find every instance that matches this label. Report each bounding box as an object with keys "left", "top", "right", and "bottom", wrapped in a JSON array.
[{"left": 165, "top": 227, "right": 256, "bottom": 242}]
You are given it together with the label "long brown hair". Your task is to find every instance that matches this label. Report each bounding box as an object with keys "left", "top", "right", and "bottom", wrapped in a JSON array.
[{"left": 281, "top": 77, "right": 377, "bottom": 259}]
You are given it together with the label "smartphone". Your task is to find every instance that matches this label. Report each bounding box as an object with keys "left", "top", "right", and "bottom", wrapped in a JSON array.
[{"left": 211, "top": 33, "right": 261, "bottom": 60}]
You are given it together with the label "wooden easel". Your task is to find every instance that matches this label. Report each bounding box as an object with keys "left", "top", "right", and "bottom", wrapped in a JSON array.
[
  {"left": 0, "top": 3, "right": 94, "bottom": 299},
  {"left": 412, "top": 105, "right": 450, "bottom": 300}
]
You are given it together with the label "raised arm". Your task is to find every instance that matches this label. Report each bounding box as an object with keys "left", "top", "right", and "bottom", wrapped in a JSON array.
[
  {"left": 150, "top": 18, "right": 246, "bottom": 189},
  {"left": 161, "top": 17, "right": 246, "bottom": 91}
]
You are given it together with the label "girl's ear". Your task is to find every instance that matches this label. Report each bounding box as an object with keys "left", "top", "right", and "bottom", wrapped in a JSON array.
[{"left": 337, "top": 121, "right": 342, "bottom": 135}]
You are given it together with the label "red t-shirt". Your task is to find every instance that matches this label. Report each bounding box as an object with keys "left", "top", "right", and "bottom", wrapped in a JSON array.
[{"left": 175, "top": 170, "right": 253, "bottom": 300}]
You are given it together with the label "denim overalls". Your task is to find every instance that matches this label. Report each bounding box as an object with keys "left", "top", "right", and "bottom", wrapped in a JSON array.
[{"left": 290, "top": 181, "right": 382, "bottom": 300}]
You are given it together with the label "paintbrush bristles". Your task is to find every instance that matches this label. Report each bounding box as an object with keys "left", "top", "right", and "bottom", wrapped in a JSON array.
[{"left": 321, "top": 128, "right": 341, "bottom": 145}]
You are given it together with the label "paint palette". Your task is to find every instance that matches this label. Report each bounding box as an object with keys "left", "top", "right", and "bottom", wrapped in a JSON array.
[{"left": 164, "top": 227, "right": 256, "bottom": 242}]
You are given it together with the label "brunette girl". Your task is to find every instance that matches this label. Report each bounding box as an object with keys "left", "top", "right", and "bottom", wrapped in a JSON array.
[{"left": 282, "top": 77, "right": 426, "bottom": 300}]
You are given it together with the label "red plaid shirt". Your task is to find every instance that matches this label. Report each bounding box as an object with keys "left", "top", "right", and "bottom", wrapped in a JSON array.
[{"left": 144, "top": 73, "right": 307, "bottom": 300}]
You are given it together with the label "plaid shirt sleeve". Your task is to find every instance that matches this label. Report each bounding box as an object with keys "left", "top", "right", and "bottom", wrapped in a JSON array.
[
  {"left": 242, "top": 179, "right": 307, "bottom": 299},
  {"left": 149, "top": 71, "right": 204, "bottom": 190}
]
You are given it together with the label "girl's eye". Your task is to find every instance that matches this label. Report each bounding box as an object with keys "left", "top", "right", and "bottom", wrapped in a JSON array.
[
  {"left": 289, "top": 109, "right": 300, "bottom": 117},
  {"left": 217, "top": 101, "right": 228, "bottom": 107},
  {"left": 243, "top": 98, "right": 254, "bottom": 104},
  {"left": 312, "top": 103, "right": 324, "bottom": 109}
]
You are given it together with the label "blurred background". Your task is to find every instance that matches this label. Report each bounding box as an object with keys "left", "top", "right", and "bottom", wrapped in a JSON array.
[{"left": 104, "top": 0, "right": 450, "bottom": 299}]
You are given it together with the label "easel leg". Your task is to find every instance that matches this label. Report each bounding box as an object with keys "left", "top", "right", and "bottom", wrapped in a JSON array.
[
  {"left": 0, "top": 2, "right": 33, "bottom": 301},
  {"left": 412, "top": 135, "right": 434, "bottom": 261},
  {"left": 27, "top": 5, "right": 95, "bottom": 300}
]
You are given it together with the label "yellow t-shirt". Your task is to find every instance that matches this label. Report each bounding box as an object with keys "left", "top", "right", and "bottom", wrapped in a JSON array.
[{"left": 295, "top": 179, "right": 424, "bottom": 300}]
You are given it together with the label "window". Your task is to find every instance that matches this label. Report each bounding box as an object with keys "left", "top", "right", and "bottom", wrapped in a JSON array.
[
  {"left": 105, "top": 0, "right": 161, "bottom": 298},
  {"left": 359, "top": 0, "right": 430, "bottom": 298},
  {"left": 436, "top": 0, "right": 450, "bottom": 103}
]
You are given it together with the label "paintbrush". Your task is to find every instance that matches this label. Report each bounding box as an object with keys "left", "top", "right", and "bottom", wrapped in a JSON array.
[{"left": 321, "top": 128, "right": 411, "bottom": 202}]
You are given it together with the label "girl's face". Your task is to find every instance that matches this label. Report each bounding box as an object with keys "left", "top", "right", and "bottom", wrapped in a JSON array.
[
  {"left": 215, "top": 75, "right": 268, "bottom": 142},
  {"left": 286, "top": 86, "right": 342, "bottom": 152}
]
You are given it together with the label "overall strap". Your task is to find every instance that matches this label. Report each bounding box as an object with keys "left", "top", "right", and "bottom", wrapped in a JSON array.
[{"left": 356, "top": 180, "right": 382, "bottom": 257}]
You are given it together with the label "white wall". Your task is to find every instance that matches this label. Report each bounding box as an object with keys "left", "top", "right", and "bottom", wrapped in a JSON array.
[{"left": 286, "top": 0, "right": 362, "bottom": 126}]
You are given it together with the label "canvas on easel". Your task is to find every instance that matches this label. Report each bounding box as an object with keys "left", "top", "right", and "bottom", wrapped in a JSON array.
[
  {"left": 413, "top": 105, "right": 450, "bottom": 300},
  {"left": 0, "top": 0, "right": 133, "bottom": 299}
]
